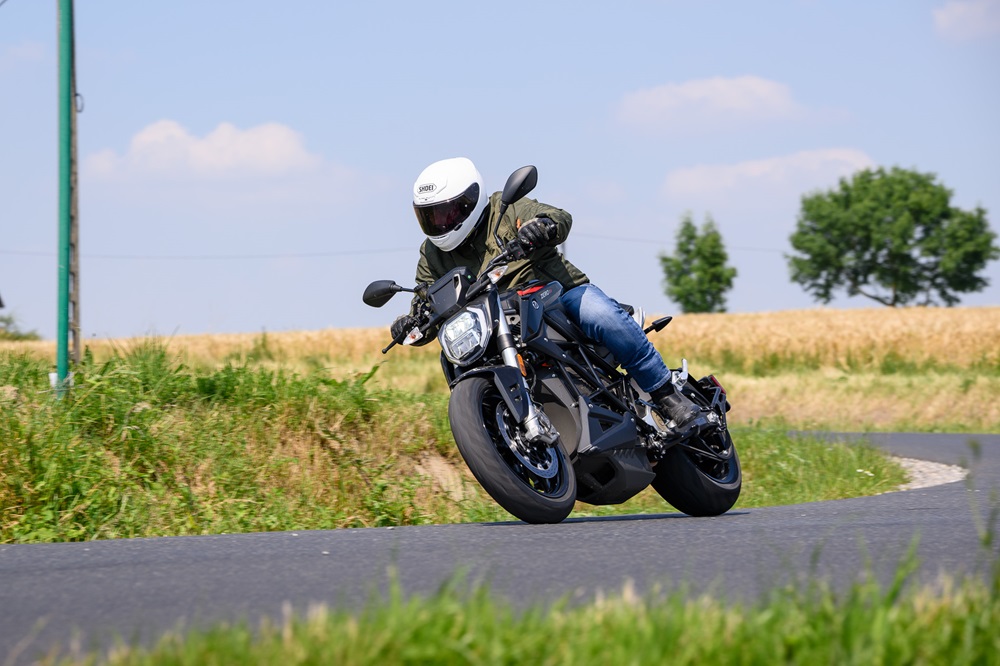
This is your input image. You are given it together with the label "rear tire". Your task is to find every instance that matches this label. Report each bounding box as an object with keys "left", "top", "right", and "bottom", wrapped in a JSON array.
[
  {"left": 450, "top": 377, "right": 577, "bottom": 524},
  {"left": 652, "top": 431, "right": 741, "bottom": 516},
  {"left": 651, "top": 387, "right": 741, "bottom": 517}
]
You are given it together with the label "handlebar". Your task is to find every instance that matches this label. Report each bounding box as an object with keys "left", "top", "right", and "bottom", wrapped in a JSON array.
[{"left": 381, "top": 239, "right": 529, "bottom": 354}]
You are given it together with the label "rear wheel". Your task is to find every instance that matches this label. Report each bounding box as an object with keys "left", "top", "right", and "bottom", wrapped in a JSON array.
[
  {"left": 652, "top": 391, "right": 741, "bottom": 517},
  {"left": 449, "top": 377, "right": 577, "bottom": 524}
]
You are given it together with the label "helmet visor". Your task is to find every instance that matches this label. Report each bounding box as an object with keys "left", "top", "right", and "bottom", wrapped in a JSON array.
[{"left": 414, "top": 183, "right": 480, "bottom": 237}]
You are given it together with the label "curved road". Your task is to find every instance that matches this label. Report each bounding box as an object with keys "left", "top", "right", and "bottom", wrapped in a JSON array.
[{"left": 2, "top": 432, "right": 998, "bottom": 662}]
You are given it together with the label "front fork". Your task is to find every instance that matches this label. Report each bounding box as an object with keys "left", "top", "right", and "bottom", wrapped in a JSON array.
[{"left": 496, "top": 312, "right": 559, "bottom": 446}]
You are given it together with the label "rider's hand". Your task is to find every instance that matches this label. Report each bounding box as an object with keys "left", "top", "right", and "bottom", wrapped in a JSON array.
[
  {"left": 517, "top": 217, "right": 558, "bottom": 252},
  {"left": 390, "top": 314, "right": 419, "bottom": 341}
]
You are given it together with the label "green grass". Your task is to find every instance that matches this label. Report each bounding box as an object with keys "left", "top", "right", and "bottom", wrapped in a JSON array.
[
  {"left": 1, "top": 343, "right": 906, "bottom": 542},
  {"left": 42, "top": 559, "right": 1000, "bottom": 665},
  {"left": 3, "top": 342, "right": 994, "bottom": 665}
]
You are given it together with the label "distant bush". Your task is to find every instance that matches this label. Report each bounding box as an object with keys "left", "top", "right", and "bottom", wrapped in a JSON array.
[{"left": 0, "top": 314, "right": 40, "bottom": 342}]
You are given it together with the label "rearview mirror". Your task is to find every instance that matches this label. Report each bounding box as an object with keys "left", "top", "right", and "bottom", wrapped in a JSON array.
[
  {"left": 363, "top": 280, "right": 403, "bottom": 308},
  {"left": 501, "top": 165, "right": 538, "bottom": 206},
  {"left": 494, "top": 165, "right": 539, "bottom": 248}
]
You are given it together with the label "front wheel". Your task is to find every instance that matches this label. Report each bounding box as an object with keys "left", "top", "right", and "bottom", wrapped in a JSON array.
[{"left": 449, "top": 377, "right": 577, "bottom": 524}]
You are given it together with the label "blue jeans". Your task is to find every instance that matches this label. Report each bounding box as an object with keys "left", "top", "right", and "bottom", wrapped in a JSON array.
[{"left": 559, "top": 283, "right": 671, "bottom": 393}]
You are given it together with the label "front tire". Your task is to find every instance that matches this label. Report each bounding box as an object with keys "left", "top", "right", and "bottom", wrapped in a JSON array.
[{"left": 449, "top": 377, "right": 577, "bottom": 524}]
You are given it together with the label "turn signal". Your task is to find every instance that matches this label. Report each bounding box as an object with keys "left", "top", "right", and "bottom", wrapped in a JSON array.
[{"left": 516, "top": 354, "right": 527, "bottom": 377}]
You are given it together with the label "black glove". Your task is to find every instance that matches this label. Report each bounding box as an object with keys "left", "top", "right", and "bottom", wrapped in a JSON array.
[
  {"left": 517, "top": 217, "right": 558, "bottom": 252},
  {"left": 390, "top": 314, "right": 419, "bottom": 341}
]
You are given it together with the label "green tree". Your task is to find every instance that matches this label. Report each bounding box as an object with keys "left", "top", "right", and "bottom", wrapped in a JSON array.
[
  {"left": 788, "top": 167, "right": 998, "bottom": 307},
  {"left": 659, "top": 213, "right": 737, "bottom": 313},
  {"left": 0, "top": 314, "right": 40, "bottom": 341}
]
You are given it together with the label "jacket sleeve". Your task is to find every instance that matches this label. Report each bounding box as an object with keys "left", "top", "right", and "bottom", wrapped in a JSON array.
[{"left": 414, "top": 240, "right": 439, "bottom": 287}]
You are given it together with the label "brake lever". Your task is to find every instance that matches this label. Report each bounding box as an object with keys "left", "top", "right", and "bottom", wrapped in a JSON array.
[{"left": 382, "top": 329, "right": 409, "bottom": 353}]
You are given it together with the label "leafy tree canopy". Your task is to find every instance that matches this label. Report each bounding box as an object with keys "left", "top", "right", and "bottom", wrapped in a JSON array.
[
  {"left": 659, "top": 213, "right": 737, "bottom": 313},
  {"left": 788, "top": 167, "right": 998, "bottom": 307}
]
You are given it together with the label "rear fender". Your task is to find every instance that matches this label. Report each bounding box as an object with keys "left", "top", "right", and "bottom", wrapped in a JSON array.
[{"left": 693, "top": 375, "right": 731, "bottom": 417}]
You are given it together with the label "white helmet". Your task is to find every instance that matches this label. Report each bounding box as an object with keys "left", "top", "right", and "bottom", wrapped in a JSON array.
[{"left": 412, "top": 157, "right": 489, "bottom": 251}]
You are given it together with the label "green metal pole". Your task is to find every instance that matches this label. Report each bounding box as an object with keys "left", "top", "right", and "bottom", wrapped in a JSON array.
[{"left": 56, "top": 0, "right": 74, "bottom": 392}]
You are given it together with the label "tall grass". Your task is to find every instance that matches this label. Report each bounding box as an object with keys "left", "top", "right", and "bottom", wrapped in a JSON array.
[
  {"left": 44, "top": 563, "right": 1000, "bottom": 665},
  {"left": 1, "top": 343, "right": 906, "bottom": 543},
  {"left": 0, "top": 344, "right": 460, "bottom": 542}
]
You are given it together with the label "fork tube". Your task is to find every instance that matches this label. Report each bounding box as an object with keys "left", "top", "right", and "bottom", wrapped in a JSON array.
[
  {"left": 495, "top": 306, "right": 551, "bottom": 440},
  {"left": 495, "top": 313, "right": 521, "bottom": 369}
]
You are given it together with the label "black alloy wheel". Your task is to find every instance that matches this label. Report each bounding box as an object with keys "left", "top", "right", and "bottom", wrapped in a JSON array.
[{"left": 449, "top": 377, "right": 577, "bottom": 524}]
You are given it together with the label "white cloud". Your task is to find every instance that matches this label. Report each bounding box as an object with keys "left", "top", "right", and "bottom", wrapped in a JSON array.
[
  {"left": 617, "top": 76, "right": 806, "bottom": 134},
  {"left": 654, "top": 149, "right": 877, "bottom": 259},
  {"left": 663, "top": 148, "right": 875, "bottom": 201},
  {"left": 934, "top": 0, "right": 1000, "bottom": 40},
  {"left": 0, "top": 41, "right": 45, "bottom": 71},
  {"left": 81, "top": 120, "right": 384, "bottom": 221},
  {"left": 86, "top": 120, "right": 322, "bottom": 180}
]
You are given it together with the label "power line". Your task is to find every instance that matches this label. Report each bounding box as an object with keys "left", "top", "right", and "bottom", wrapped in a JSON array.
[
  {"left": 0, "top": 247, "right": 415, "bottom": 261},
  {"left": 573, "top": 232, "right": 785, "bottom": 254},
  {"left": 2, "top": 236, "right": 787, "bottom": 260}
]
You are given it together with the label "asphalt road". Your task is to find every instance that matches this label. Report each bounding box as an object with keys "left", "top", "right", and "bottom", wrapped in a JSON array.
[{"left": 2, "top": 432, "right": 998, "bottom": 663}]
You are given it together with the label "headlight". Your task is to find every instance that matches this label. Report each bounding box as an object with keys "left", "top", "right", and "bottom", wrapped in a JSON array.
[{"left": 439, "top": 303, "right": 491, "bottom": 366}]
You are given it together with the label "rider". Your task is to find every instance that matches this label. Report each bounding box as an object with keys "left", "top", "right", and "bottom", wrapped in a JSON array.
[{"left": 392, "top": 157, "right": 704, "bottom": 431}]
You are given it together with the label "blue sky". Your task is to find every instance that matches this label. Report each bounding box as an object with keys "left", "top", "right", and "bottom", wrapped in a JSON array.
[{"left": 2, "top": 0, "right": 998, "bottom": 340}]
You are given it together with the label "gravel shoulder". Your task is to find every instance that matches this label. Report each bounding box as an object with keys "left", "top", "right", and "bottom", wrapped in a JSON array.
[{"left": 892, "top": 456, "right": 967, "bottom": 491}]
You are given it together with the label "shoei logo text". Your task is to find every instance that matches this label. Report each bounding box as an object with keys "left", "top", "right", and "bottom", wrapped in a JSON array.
[{"left": 418, "top": 183, "right": 436, "bottom": 194}]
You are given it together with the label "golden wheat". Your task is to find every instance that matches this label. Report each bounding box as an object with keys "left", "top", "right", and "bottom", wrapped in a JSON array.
[
  {"left": 649, "top": 306, "right": 1000, "bottom": 370},
  {"left": 5, "top": 306, "right": 997, "bottom": 369},
  {"left": 3, "top": 307, "right": 998, "bottom": 431}
]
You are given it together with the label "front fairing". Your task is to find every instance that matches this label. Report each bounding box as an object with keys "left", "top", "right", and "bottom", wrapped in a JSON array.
[{"left": 426, "top": 267, "right": 478, "bottom": 319}]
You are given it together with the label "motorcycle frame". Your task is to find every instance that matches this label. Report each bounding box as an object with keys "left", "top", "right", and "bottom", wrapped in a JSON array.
[{"left": 443, "top": 281, "right": 661, "bottom": 505}]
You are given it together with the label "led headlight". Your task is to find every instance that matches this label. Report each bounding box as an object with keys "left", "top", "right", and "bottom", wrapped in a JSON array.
[{"left": 439, "top": 303, "right": 490, "bottom": 366}]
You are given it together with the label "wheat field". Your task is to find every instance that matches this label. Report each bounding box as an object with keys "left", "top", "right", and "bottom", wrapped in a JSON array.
[
  {"left": 5, "top": 305, "right": 997, "bottom": 369},
  {"left": 649, "top": 306, "right": 1000, "bottom": 370},
  {"left": 3, "top": 306, "right": 998, "bottom": 432}
]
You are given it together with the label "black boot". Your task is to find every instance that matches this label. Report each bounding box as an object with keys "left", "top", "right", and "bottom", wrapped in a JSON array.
[{"left": 650, "top": 384, "right": 704, "bottom": 432}]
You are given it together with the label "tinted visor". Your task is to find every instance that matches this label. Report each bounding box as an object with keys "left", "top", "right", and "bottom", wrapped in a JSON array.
[{"left": 414, "top": 183, "right": 480, "bottom": 237}]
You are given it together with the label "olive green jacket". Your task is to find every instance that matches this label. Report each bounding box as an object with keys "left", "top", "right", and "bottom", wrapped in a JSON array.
[{"left": 413, "top": 192, "right": 589, "bottom": 297}]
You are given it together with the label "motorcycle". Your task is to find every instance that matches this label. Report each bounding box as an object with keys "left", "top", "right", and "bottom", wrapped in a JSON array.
[{"left": 362, "top": 165, "right": 741, "bottom": 524}]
